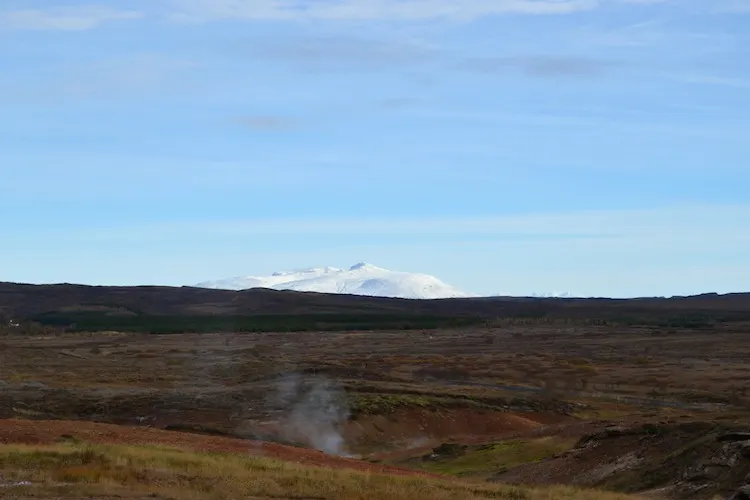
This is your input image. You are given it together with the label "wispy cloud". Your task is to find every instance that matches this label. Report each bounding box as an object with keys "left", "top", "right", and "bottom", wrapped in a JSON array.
[
  {"left": 587, "top": 19, "right": 666, "bottom": 47},
  {"left": 582, "top": 16, "right": 730, "bottom": 54},
  {"left": 458, "top": 55, "right": 619, "bottom": 78},
  {"left": 0, "top": 5, "right": 142, "bottom": 31},
  {"left": 231, "top": 34, "right": 614, "bottom": 81},
  {"left": 172, "top": 0, "right": 600, "bottom": 22},
  {"left": 232, "top": 34, "right": 437, "bottom": 71}
]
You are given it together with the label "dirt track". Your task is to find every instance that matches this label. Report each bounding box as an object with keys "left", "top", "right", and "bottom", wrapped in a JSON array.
[{"left": 0, "top": 419, "right": 436, "bottom": 478}]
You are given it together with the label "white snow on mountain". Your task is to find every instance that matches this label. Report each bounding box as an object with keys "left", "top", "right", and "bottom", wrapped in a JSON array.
[
  {"left": 194, "top": 262, "right": 475, "bottom": 300},
  {"left": 529, "top": 292, "right": 576, "bottom": 298}
]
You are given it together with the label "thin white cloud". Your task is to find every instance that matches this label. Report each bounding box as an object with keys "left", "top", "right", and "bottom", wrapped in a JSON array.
[
  {"left": 172, "top": 0, "right": 600, "bottom": 22},
  {"left": 0, "top": 5, "right": 142, "bottom": 31},
  {"left": 234, "top": 34, "right": 437, "bottom": 71},
  {"left": 458, "top": 55, "right": 618, "bottom": 77}
]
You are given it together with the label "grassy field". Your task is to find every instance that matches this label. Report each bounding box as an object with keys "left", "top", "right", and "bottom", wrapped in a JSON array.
[
  {"left": 3, "top": 325, "right": 750, "bottom": 410},
  {"left": 2, "top": 322, "right": 750, "bottom": 498},
  {"left": 0, "top": 441, "right": 643, "bottom": 500},
  {"left": 403, "top": 437, "right": 579, "bottom": 479}
]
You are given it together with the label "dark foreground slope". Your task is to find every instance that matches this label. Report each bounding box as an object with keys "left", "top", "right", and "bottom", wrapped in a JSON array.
[{"left": 1, "top": 281, "right": 750, "bottom": 333}]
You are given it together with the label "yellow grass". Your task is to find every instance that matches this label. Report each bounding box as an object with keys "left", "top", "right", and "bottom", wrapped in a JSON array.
[{"left": 0, "top": 442, "right": 643, "bottom": 500}]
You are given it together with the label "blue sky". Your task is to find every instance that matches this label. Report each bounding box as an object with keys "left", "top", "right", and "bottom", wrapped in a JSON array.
[{"left": 1, "top": 0, "right": 749, "bottom": 297}]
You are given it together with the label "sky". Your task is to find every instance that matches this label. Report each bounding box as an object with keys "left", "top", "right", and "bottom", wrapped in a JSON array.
[{"left": 1, "top": 0, "right": 749, "bottom": 298}]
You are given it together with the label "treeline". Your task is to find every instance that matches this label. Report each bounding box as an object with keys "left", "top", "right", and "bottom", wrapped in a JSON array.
[
  {"left": 607, "top": 310, "right": 750, "bottom": 328},
  {"left": 487, "top": 311, "right": 750, "bottom": 329},
  {"left": 30, "top": 312, "right": 485, "bottom": 334},
  {"left": 18, "top": 307, "right": 750, "bottom": 335}
]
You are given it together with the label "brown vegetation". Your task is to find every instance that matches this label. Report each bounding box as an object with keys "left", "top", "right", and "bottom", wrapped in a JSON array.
[
  {"left": 0, "top": 439, "right": 643, "bottom": 500},
  {"left": 2, "top": 284, "right": 750, "bottom": 498}
]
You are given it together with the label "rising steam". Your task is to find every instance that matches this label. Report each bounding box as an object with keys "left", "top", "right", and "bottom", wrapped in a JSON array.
[{"left": 272, "top": 373, "right": 351, "bottom": 456}]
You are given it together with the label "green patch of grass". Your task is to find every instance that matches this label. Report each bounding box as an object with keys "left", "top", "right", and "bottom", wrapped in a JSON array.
[
  {"left": 0, "top": 445, "right": 105, "bottom": 470},
  {"left": 405, "top": 437, "right": 577, "bottom": 479}
]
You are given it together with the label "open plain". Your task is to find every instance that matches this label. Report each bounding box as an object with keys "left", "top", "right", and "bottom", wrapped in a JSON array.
[{"left": 2, "top": 284, "right": 750, "bottom": 499}]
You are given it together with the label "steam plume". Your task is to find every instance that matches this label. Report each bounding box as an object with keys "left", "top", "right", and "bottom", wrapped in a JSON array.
[{"left": 272, "top": 373, "right": 350, "bottom": 456}]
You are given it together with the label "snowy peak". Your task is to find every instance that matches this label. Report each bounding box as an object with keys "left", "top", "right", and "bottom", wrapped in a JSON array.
[
  {"left": 272, "top": 266, "right": 340, "bottom": 277},
  {"left": 530, "top": 292, "right": 575, "bottom": 298},
  {"left": 348, "top": 262, "right": 383, "bottom": 272},
  {"left": 195, "top": 263, "right": 474, "bottom": 300}
]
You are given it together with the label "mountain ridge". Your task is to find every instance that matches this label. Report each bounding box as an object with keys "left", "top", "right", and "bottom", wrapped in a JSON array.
[{"left": 195, "top": 263, "right": 475, "bottom": 300}]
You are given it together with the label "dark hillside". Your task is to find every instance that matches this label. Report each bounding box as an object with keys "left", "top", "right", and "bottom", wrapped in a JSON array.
[{"left": 2, "top": 282, "right": 750, "bottom": 333}]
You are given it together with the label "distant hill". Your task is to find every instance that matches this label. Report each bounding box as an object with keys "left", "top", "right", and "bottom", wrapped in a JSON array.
[{"left": 1, "top": 281, "right": 749, "bottom": 333}]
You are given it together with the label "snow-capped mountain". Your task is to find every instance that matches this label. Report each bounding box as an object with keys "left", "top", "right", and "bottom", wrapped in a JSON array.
[
  {"left": 529, "top": 292, "right": 576, "bottom": 298},
  {"left": 194, "top": 263, "right": 474, "bottom": 300}
]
